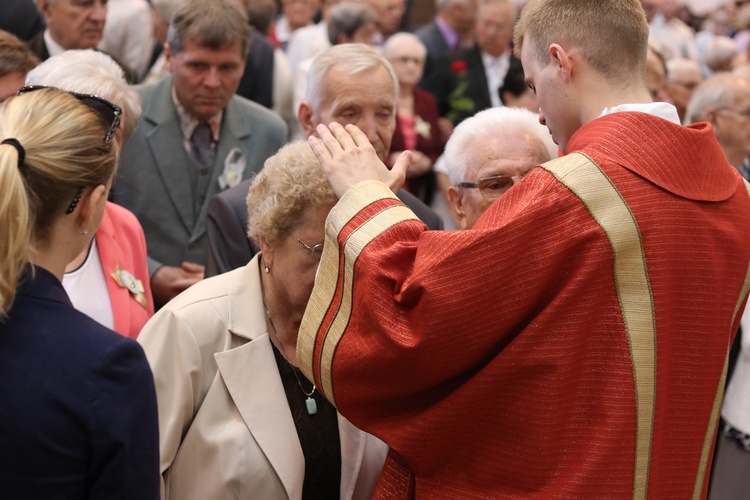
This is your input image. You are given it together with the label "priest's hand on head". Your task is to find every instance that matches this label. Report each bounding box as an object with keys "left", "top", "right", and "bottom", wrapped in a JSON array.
[{"left": 308, "top": 122, "right": 410, "bottom": 198}]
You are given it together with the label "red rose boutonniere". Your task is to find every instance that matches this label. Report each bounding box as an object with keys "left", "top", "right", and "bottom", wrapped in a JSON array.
[
  {"left": 451, "top": 60, "right": 468, "bottom": 74},
  {"left": 447, "top": 60, "right": 474, "bottom": 124}
]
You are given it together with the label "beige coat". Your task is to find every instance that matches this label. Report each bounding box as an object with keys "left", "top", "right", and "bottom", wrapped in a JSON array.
[{"left": 138, "top": 254, "right": 388, "bottom": 499}]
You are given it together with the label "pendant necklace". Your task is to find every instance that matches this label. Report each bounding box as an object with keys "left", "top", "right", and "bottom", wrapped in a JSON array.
[{"left": 261, "top": 278, "right": 318, "bottom": 415}]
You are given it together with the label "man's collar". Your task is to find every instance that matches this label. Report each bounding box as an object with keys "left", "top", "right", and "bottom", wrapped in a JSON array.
[
  {"left": 43, "top": 30, "right": 66, "bottom": 58},
  {"left": 481, "top": 50, "right": 510, "bottom": 66},
  {"left": 171, "top": 86, "right": 222, "bottom": 142},
  {"left": 600, "top": 102, "right": 681, "bottom": 125},
  {"left": 435, "top": 16, "right": 460, "bottom": 50}
]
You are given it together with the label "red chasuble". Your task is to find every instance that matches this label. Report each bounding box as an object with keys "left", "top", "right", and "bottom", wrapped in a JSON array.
[{"left": 298, "top": 112, "right": 750, "bottom": 499}]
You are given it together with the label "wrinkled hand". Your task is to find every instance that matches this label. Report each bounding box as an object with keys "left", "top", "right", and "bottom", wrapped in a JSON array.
[
  {"left": 151, "top": 262, "right": 204, "bottom": 307},
  {"left": 309, "top": 122, "right": 411, "bottom": 198}
]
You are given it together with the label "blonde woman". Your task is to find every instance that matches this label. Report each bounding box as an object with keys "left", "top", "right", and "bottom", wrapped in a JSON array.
[{"left": 0, "top": 88, "right": 159, "bottom": 499}]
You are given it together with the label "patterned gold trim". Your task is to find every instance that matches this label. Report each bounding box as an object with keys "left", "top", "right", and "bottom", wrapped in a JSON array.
[
  {"left": 297, "top": 181, "right": 415, "bottom": 406},
  {"left": 319, "top": 205, "right": 420, "bottom": 402},
  {"left": 542, "top": 153, "right": 656, "bottom": 500},
  {"left": 691, "top": 178, "right": 750, "bottom": 499}
]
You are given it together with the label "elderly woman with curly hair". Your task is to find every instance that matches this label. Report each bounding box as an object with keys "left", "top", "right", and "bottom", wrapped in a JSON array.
[{"left": 137, "top": 141, "right": 388, "bottom": 500}]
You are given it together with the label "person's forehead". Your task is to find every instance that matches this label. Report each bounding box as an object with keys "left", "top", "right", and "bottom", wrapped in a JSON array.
[
  {"left": 321, "top": 65, "right": 393, "bottom": 102},
  {"left": 180, "top": 37, "right": 244, "bottom": 60},
  {"left": 467, "top": 134, "right": 546, "bottom": 171}
]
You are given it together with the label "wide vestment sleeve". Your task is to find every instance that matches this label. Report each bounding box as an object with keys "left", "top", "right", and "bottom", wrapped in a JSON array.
[
  {"left": 298, "top": 136, "right": 750, "bottom": 498},
  {"left": 297, "top": 169, "right": 625, "bottom": 491}
]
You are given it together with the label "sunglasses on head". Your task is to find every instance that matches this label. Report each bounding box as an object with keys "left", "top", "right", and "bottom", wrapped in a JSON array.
[{"left": 17, "top": 85, "right": 122, "bottom": 144}]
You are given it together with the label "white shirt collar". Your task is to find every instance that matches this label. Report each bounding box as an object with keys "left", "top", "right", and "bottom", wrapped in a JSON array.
[
  {"left": 600, "top": 102, "right": 681, "bottom": 125},
  {"left": 43, "top": 30, "right": 66, "bottom": 58}
]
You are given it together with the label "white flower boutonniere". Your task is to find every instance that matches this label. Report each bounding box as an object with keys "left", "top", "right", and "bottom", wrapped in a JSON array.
[
  {"left": 414, "top": 116, "right": 431, "bottom": 140},
  {"left": 112, "top": 266, "right": 147, "bottom": 309}
]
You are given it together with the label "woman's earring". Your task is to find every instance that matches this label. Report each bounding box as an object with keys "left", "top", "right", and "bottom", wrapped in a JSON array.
[
  {"left": 264, "top": 264, "right": 270, "bottom": 274},
  {"left": 81, "top": 229, "right": 89, "bottom": 236}
]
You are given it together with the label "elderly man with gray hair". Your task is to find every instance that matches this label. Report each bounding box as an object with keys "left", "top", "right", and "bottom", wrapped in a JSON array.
[
  {"left": 204, "top": 43, "right": 442, "bottom": 278},
  {"left": 443, "top": 107, "right": 556, "bottom": 228},
  {"left": 115, "top": 0, "right": 287, "bottom": 307},
  {"left": 685, "top": 73, "right": 750, "bottom": 169}
]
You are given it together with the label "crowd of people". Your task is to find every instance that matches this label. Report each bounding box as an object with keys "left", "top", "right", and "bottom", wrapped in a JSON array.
[{"left": 1, "top": 0, "right": 750, "bottom": 498}]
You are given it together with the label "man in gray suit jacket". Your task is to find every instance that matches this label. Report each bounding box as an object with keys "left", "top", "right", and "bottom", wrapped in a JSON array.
[
  {"left": 115, "top": 0, "right": 287, "bottom": 306},
  {"left": 204, "top": 43, "right": 443, "bottom": 278}
]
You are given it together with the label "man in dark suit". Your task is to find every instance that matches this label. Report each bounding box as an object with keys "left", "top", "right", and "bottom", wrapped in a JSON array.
[
  {"left": 424, "top": 0, "right": 517, "bottom": 125},
  {"left": 115, "top": 0, "right": 287, "bottom": 305},
  {"left": 415, "top": 0, "right": 477, "bottom": 85},
  {"left": 29, "top": 0, "right": 138, "bottom": 83},
  {"left": 205, "top": 43, "right": 442, "bottom": 278}
]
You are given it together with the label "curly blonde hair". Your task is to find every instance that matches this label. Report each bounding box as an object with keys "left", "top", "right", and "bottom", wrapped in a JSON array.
[
  {"left": 246, "top": 141, "right": 337, "bottom": 247},
  {"left": 0, "top": 89, "right": 117, "bottom": 317}
]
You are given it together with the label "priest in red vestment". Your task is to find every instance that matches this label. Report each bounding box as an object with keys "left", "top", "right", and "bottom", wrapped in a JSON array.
[{"left": 297, "top": 0, "right": 750, "bottom": 498}]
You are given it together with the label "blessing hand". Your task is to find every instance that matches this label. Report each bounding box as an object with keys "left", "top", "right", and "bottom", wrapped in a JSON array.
[{"left": 308, "top": 122, "right": 411, "bottom": 198}]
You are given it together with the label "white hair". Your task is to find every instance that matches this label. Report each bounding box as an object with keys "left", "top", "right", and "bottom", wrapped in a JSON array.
[
  {"left": 383, "top": 32, "right": 427, "bottom": 61},
  {"left": 305, "top": 43, "right": 399, "bottom": 116},
  {"left": 704, "top": 36, "right": 738, "bottom": 73},
  {"left": 443, "top": 107, "right": 556, "bottom": 185},
  {"left": 666, "top": 57, "right": 701, "bottom": 84},
  {"left": 25, "top": 50, "right": 142, "bottom": 142},
  {"left": 685, "top": 73, "right": 744, "bottom": 125}
]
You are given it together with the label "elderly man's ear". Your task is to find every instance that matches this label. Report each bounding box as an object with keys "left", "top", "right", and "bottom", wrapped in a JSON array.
[
  {"left": 447, "top": 185, "right": 469, "bottom": 230},
  {"left": 297, "top": 102, "right": 316, "bottom": 137}
]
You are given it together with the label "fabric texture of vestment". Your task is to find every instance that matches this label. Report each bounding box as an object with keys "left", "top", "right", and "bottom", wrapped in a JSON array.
[
  {"left": 137, "top": 254, "right": 388, "bottom": 499},
  {"left": 204, "top": 179, "right": 444, "bottom": 278},
  {"left": 298, "top": 111, "right": 750, "bottom": 498},
  {"left": 115, "top": 75, "right": 287, "bottom": 276},
  {"left": 0, "top": 266, "right": 159, "bottom": 499}
]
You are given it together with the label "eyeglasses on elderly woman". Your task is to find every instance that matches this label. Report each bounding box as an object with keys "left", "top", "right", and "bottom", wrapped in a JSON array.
[
  {"left": 17, "top": 85, "right": 122, "bottom": 145},
  {"left": 457, "top": 174, "right": 526, "bottom": 199}
]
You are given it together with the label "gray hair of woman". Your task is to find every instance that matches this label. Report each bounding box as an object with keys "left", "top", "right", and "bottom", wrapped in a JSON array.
[
  {"left": 246, "top": 141, "right": 338, "bottom": 247},
  {"left": 326, "top": 2, "right": 377, "bottom": 45},
  {"left": 26, "top": 50, "right": 142, "bottom": 142}
]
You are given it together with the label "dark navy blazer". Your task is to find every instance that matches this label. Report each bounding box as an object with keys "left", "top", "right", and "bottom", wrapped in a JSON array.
[{"left": 0, "top": 267, "right": 160, "bottom": 499}]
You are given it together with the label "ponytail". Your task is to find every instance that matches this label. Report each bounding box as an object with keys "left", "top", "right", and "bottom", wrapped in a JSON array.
[{"left": 0, "top": 89, "right": 118, "bottom": 318}]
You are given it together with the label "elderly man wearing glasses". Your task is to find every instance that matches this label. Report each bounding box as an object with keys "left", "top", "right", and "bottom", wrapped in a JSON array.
[{"left": 442, "top": 107, "right": 556, "bottom": 229}]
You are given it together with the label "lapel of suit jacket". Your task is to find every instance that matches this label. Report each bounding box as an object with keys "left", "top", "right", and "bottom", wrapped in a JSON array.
[
  {"left": 95, "top": 204, "right": 131, "bottom": 338},
  {"left": 188, "top": 97, "right": 255, "bottom": 244},
  {"left": 468, "top": 47, "right": 492, "bottom": 110},
  {"left": 142, "top": 76, "right": 195, "bottom": 232},
  {"left": 214, "top": 256, "right": 305, "bottom": 499}
]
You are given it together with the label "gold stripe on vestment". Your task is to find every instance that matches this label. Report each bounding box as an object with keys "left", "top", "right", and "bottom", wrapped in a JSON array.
[
  {"left": 319, "top": 204, "right": 420, "bottom": 403},
  {"left": 297, "top": 180, "right": 416, "bottom": 405},
  {"left": 691, "top": 178, "right": 750, "bottom": 499},
  {"left": 541, "top": 152, "right": 656, "bottom": 500}
]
